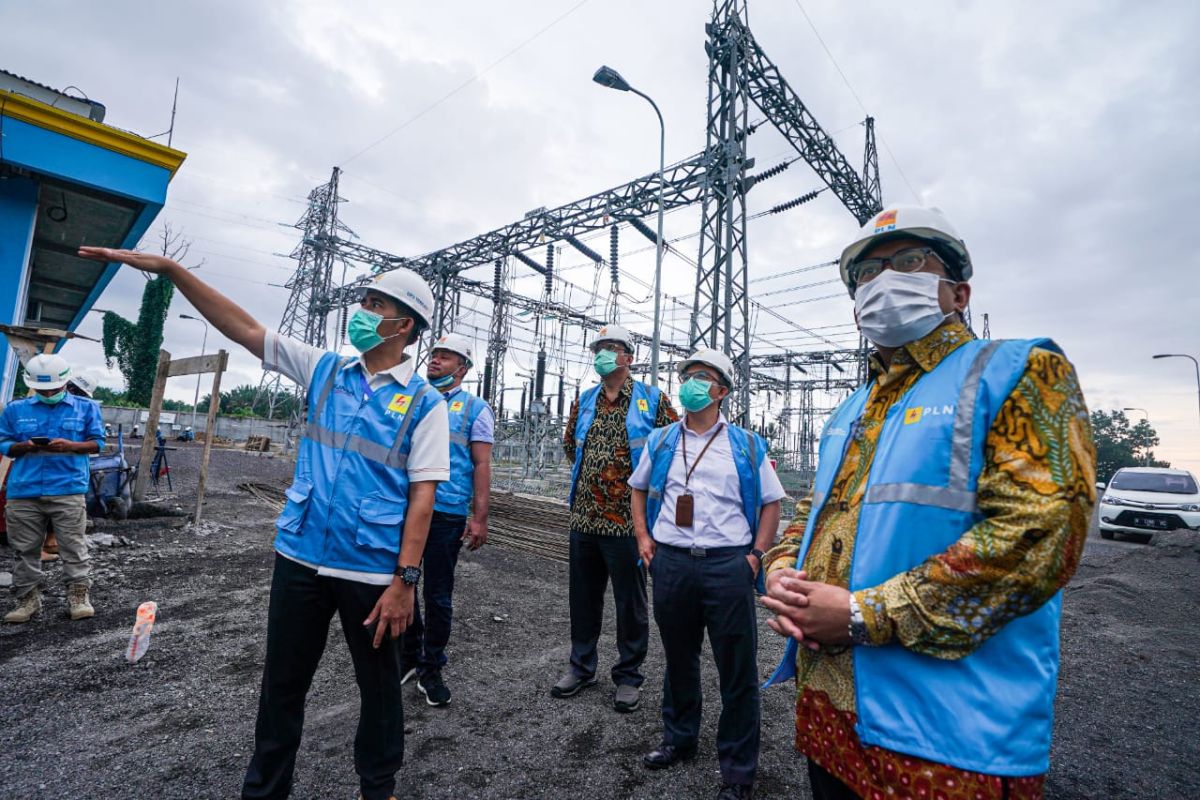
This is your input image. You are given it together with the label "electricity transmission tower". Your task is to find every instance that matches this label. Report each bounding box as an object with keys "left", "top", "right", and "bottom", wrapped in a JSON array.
[{"left": 257, "top": 167, "right": 353, "bottom": 418}]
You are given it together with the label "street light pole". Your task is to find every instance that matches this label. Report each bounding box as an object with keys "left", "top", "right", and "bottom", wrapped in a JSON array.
[
  {"left": 1123, "top": 407, "right": 1151, "bottom": 465},
  {"left": 180, "top": 314, "right": 208, "bottom": 429},
  {"left": 1152, "top": 353, "right": 1200, "bottom": 425},
  {"left": 593, "top": 65, "right": 666, "bottom": 389}
]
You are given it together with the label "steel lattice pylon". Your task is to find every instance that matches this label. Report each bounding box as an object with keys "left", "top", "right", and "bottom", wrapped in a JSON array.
[{"left": 257, "top": 167, "right": 353, "bottom": 420}]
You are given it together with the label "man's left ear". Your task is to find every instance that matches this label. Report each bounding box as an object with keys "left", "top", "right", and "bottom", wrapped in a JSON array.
[{"left": 954, "top": 282, "right": 972, "bottom": 314}]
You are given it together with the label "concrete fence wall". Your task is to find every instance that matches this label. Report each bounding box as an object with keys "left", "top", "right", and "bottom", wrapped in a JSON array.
[{"left": 99, "top": 406, "right": 291, "bottom": 443}]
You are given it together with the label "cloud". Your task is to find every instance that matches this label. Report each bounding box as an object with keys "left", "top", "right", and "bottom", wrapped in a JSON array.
[{"left": 6, "top": 0, "right": 1197, "bottom": 472}]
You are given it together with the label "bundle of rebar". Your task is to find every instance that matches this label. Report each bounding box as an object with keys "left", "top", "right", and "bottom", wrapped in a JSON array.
[{"left": 487, "top": 491, "right": 571, "bottom": 563}]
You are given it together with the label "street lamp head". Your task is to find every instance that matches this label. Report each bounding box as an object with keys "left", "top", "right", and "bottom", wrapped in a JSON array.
[
  {"left": 180, "top": 313, "right": 196, "bottom": 320},
  {"left": 1153, "top": 354, "right": 1171, "bottom": 359},
  {"left": 593, "top": 65, "right": 632, "bottom": 92}
]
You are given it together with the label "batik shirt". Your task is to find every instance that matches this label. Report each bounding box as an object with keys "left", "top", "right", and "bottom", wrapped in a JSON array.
[
  {"left": 563, "top": 376, "right": 678, "bottom": 536},
  {"left": 763, "top": 321, "right": 1097, "bottom": 800}
]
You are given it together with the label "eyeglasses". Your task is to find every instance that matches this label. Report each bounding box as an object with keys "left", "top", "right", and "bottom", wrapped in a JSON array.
[
  {"left": 596, "top": 343, "right": 625, "bottom": 354},
  {"left": 850, "top": 247, "right": 943, "bottom": 286},
  {"left": 680, "top": 370, "right": 720, "bottom": 384}
]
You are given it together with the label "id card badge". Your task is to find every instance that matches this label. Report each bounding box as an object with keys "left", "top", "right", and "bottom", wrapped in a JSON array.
[{"left": 675, "top": 493, "right": 695, "bottom": 527}]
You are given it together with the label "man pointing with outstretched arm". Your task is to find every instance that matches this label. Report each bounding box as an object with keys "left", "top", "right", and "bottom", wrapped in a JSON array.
[{"left": 79, "top": 246, "right": 449, "bottom": 800}]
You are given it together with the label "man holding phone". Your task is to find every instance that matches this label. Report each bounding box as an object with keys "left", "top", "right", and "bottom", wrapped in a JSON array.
[{"left": 1, "top": 354, "right": 105, "bottom": 623}]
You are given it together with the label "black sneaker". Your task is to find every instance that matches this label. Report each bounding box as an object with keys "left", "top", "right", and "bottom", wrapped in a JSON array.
[{"left": 417, "top": 670, "right": 451, "bottom": 706}]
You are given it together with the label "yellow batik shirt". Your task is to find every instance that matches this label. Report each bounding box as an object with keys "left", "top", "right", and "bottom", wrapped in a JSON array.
[{"left": 762, "top": 321, "right": 1097, "bottom": 800}]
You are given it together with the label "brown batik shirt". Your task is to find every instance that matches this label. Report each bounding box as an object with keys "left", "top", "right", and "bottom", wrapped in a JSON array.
[{"left": 563, "top": 374, "right": 678, "bottom": 536}]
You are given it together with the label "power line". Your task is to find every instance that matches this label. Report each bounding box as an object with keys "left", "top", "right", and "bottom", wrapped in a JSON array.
[
  {"left": 340, "top": 0, "right": 593, "bottom": 166},
  {"left": 790, "top": 0, "right": 919, "bottom": 201}
]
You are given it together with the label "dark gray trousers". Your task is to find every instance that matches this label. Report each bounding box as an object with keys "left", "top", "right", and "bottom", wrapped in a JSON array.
[{"left": 651, "top": 543, "right": 760, "bottom": 787}]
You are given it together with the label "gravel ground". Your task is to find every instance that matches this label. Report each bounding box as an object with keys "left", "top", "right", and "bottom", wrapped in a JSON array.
[{"left": 0, "top": 444, "right": 1197, "bottom": 799}]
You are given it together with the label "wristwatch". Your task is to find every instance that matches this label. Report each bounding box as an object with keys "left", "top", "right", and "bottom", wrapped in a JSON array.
[
  {"left": 395, "top": 565, "right": 421, "bottom": 586},
  {"left": 847, "top": 593, "right": 869, "bottom": 645},
  {"left": 750, "top": 548, "right": 766, "bottom": 565}
]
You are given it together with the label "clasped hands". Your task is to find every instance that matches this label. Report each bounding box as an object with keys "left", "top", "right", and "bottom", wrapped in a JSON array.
[{"left": 760, "top": 568, "right": 854, "bottom": 649}]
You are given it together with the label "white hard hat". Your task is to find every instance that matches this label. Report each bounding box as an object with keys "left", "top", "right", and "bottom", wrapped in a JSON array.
[
  {"left": 432, "top": 332, "right": 474, "bottom": 368},
  {"left": 590, "top": 323, "right": 635, "bottom": 353},
  {"left": 367, "top": 269, "right": 436, "bottom": 331},
  {"left": 68, "top": 374, "right": 96, "bottom": 397},
  {"left": 678, "top": 348, "right": 735, "bottom": 388},
  {"left": 838, "top": 205, "right": 972, "bottom": 297},
  {"left": 24, "top": 353, "right": 72, "bottom": 391}
]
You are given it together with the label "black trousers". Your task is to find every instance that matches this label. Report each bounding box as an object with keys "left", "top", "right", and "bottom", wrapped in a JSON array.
[
  {"left": 402, "top": 511, "right": 467, "bottom": 673},
  {"left": 651, "top": 543, "right": 760, "bottom": 787},
  {"left": 568, "top": 530, "right": 648, "bottom": 687},
  {"left": 807, "top": 759, "right": 861, "bottom": 799},
  {"left": 242, "top": 553, "right": 404, "bottom": 800}
]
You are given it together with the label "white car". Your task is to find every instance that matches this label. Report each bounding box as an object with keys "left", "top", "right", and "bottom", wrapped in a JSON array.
[{"left": 1097, "top": 467, "right": 1200, "bottom": 543}]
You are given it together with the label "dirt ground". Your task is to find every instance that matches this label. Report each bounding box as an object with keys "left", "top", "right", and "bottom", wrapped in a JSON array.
[{"left": 1, "top": 444, "right": 1197, "bottom": 799}]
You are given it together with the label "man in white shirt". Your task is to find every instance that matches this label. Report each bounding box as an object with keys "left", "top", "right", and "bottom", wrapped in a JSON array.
[
  {"left": 629, "top": 348, "right": 785, "bottom": 800},
  {"left": 79, "top": 246, "right": 448, "bottom": 800}
]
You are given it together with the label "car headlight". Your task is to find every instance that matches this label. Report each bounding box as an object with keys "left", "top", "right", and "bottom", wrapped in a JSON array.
[
  {"left": 1102, "top": 495, "right": 1126, "bottom": 506},
  {"left": 1183, "top": 504, "right": 1200, "bottom": 512}
]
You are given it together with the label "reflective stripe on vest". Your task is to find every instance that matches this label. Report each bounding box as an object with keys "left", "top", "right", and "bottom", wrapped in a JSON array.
[
  {"left": 436, "top": 389, "right": 488, "bottom": 516},
  {"left": 568, "top": 380, "right": 660, "bottom": 508},
  {"left": 274, "top": 352, "right": 439, "bottom": 574},
  {"left": 763, "top": 337, "right": 1064, "bottom": 775}
]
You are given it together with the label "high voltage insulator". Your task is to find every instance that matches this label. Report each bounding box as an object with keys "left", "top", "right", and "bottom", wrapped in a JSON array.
[
  {"left": 742, "top": 159, "right": 792, "bottom": 192},
  {"left": 511, "top": 249, "right": 546, "bottom": 274},
  {"left": 609, "top": 224, "right": 620, "bottom": 289},
  {"left": 623, "top": 215, "right": 660, "bottom": 247},
  {"left": 482, "top": 357, "right": 493, "bottom": 402},
  {"left": 338, "top": 306, "right": 348, "bottom": 345},
  {"left": 535, "top": 348, "right": 546, "bottom": 399},
  {"left": 493, "top": 259, "right": 502, "bottom": 302},
  {"left": 768, "top": 189, "right": 822, "bottom": 216},
  {"left": 544, "top": 243, "right": 554, "bottom": 297},
  {"left": 564, "top": 233, "right": 602, "bottom": 264}
]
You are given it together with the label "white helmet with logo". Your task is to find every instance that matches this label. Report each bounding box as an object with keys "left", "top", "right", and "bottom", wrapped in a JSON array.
[
  {"left": 432, "top": 332, "right": 474, "bottom": 368},
  {"left": 24, "top": 353, "right": 73, "bottom": 391},
  {"left": 367, "top": 268, "right": 436, "bottom": 331},
  {"left": 838, "top": 205, "right": 972, "bottom": 297},
  {"left": 68, "top": 374, "right": 96, "bottom": 397},
  {"left": 590, "top": 323, "right": 635, "bottom": 353},
  {"left": 678, "top": 348, "right": 736, "bottom": 388}
]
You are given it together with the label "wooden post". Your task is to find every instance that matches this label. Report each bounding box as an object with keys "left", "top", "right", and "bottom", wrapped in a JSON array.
[
  {"left": 193, "top": 350, "right": 227, "bottom": 527},
  {"left": 133, "top": 349, "right": 171, "bottom": 501}
]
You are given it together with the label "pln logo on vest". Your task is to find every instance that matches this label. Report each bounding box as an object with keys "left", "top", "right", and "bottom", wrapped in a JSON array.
[
  {"left": 637, "top": 398, "right": 650, "bottom": 414},
  {"left": 387, "top": 393, "right": 412, "bottom": 418},
  {"left": 903, "top": 404, "right": 955, "bottom": 425},
  {"left": 449, "top": 400, "right": 465, "bottom": 413}
]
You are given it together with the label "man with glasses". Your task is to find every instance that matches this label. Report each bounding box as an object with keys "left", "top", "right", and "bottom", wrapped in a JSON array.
[
  {"left": 759, "top": 206, "right": 1096, "bottom": 799},
  {"left": 552, "top": 324, "right": 678, "bottom": 713},
  {"left": 629, "top": 348, "right": 784, "bottom": 800}
]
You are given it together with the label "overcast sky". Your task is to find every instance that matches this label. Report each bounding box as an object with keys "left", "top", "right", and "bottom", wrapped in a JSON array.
[{"left": 6, "top": 0, "right": 1199, "bottom": 474}]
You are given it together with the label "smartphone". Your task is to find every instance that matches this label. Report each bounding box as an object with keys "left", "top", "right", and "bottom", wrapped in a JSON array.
[{"left": 31, "top": 436, "right": 51, "bottom": 447}]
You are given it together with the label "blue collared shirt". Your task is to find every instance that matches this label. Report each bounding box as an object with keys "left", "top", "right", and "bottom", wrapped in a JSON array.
[{"left": 0, "top": 394, "right": 106, "bottom": 498}]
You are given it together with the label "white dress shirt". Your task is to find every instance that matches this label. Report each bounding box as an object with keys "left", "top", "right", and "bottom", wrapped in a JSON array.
[
  {"left": 262, "top": 332, "right": 450, "bottom": 584},
  {"left": 628, "top": 414, "right": 786, "bottom": 548}
]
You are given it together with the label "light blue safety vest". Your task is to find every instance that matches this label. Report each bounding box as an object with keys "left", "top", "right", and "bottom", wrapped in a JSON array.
[
  {"left": 274, "top": 353, "right": 442, "bottom": 574},
  {"left": 642, "top": 420, "right": 770, "bottom": 593},
  {"left": 764, "top": 337, "right": 1065, "bottom": 776},
  {"left": 434, "top": 387, "right": 489, "bottom": 517},
  {"left": 0, "top": 393, "right": 105, "bottom": 499},
  {"left": 567, "top": 380, "right": 661, "bottom": 508}
]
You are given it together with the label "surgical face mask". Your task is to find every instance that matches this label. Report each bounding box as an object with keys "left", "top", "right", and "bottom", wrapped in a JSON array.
[
  {"left": 348, "top": 308, "right": 406, "bottom": 354},
  {"left": 428, "top": 373, "right": 456, "bottom": 390},
  {"left": 593, "top": 349, "right": 619, "bottom": 377},
  {"left": 853, "top": 270, "right": 956, "bottom": 348},
  {"left": 36, "top": 390, "right": 67, "bottom": 405},
  {"left": 678, "top": 377, "right": 715, "bottom": 413}
]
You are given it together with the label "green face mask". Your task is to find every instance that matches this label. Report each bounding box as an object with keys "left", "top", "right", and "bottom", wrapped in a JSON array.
[
  {"left": 593, "top": 349, "right": 619, "bottom": 376},
  {"left": 348, "top": 309, "right": 407, "bottom": 353},
  {"left": 677, "top": 377, "right": 715, "bottom": 413},
  {"left": 36, "top": 390, "right": 67, "bottom": 405}
]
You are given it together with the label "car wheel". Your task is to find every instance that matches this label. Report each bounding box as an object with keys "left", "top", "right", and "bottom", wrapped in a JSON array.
[
  {"left": 1129, "top": 532, "right": 1153, "bottom": 545},
  {"left": 1100, "top": 530, "right": 1114, "bottom": 540}
]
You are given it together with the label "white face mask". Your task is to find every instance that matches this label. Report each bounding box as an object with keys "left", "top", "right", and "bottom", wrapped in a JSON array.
[{"left": 854, "top": 270, "right": 956, "bottom": 348}]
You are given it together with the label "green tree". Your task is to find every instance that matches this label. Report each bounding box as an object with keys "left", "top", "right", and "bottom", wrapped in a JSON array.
[
  {"left": 197, "top": 384, "right": 299, "bottom": 418},
  {"left": 1091, "top": 409, "right": 1169, "bottom": 484},
  {"left": 100, "top": 225, "right": 200, "bottom": 406}
]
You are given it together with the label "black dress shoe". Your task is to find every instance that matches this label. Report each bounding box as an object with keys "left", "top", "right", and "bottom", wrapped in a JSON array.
[
  {"left": 716, "top": 783, "right": 753, "bottom": 800},
  {"left": 642, "top": 743, "right": 697, "bottom": 770}
]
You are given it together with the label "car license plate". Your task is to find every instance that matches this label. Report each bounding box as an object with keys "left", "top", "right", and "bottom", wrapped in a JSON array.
[{"left": 1133, "top": 516, "right": 1168, "bottom": 529}]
